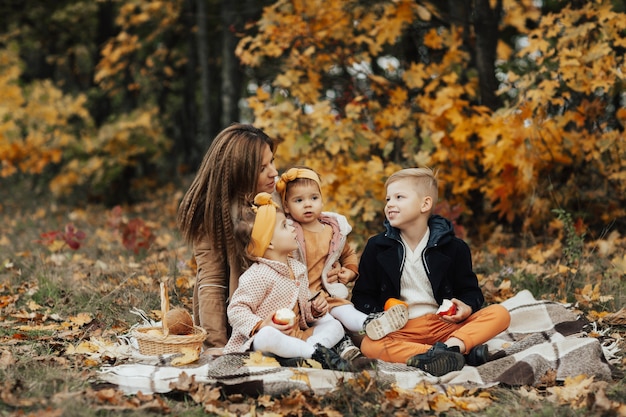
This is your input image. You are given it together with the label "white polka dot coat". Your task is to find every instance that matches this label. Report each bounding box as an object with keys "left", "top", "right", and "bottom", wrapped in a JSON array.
[{"left": 223, "top": 256, "right": 317, "bottom": 354}]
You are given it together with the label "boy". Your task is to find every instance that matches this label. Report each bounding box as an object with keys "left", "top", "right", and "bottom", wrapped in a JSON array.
[{"left": 351, "top": 167, "right": 511, "bottom": 376}]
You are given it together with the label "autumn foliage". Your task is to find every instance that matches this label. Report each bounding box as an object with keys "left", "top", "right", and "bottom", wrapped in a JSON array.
[
  {"left": 236, "top": 0, "right": 625, "bottom": 243},
  {"left": 1, "top": 0, "right": 625, "bottom": 245},
  {"left": 0, "top": 47, "right": 170, "bottom": 202}
]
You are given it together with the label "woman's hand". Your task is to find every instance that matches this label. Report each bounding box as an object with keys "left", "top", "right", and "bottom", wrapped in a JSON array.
[{"left": 438, "top": 298, "right": 472, "bottom": 324}]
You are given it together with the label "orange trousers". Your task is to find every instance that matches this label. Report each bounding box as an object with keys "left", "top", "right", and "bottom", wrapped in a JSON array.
[{"left": 361, "top": 304, "right": 511, "bottom": 363}]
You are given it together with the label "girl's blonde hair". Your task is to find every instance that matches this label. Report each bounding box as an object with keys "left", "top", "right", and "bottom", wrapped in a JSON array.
[
  {"left": 385, "top": 167, "right": 439, "bottom": 211},
  {"left": 233, "top": 207, "right": 259, "bottom": 270},
  {"left": 177, "top": 124, "right": 276, "bottom": 262}
]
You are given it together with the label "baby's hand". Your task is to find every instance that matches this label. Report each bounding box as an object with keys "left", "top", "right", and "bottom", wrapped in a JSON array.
[
  {"left": 311, "top": 294, "right": 328, "bottom": 317},
  {"left": 327, "top": 262, "right": 341, "bottom": 283},
  {"left": 337, "top": 267, "right": 357, "bottom": 284}
]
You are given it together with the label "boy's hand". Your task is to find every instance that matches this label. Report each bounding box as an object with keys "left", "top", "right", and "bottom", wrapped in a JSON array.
[{"left": 438, "top": 298, "right": 471, "bottom": 323}]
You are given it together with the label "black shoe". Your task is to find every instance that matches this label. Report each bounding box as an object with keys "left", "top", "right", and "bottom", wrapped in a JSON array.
[
  {"left": 406, "top": 342, "right": 465, "bottom": 376},
  {"left": 311, "top": 343, "right": 353, "bottom": 371},
  {"left": 276, "top": 356, "right": 306, "bottom": 368},
  {"left": 351, "top": 356, "right": 378, "bottom": 371},
  {"left": 465, "top": 344, "right": 489, "bottom": 366},
  {"left": 334, "top": 335, "right": 362, "bottom": 361}
]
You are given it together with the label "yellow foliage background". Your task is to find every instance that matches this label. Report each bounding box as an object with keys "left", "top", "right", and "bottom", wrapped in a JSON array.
[{"left": 237, "top": 0, "right": 625, "bottom": 247}]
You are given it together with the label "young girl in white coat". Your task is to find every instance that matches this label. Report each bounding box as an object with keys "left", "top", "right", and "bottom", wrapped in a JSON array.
[{"left": 223, "top": 192, "right": 367, "bottom": 371}]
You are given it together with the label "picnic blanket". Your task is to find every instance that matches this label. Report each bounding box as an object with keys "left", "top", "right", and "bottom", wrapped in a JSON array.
[{"left": 98, "top": 290, "right": 617, "bottom": 395}]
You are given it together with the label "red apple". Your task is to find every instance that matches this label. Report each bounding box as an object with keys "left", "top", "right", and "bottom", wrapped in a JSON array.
[
  {"left": 272, "top": 308, "right": 296, "bottom": 326},
  {"left": 436, "top": 299, "right": 457, "bottom": 316}
]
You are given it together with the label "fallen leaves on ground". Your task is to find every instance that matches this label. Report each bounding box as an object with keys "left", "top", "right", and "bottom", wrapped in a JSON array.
[
  {"left": 519, "top": 375, "right": 626, "bottom": 415},
  {"left": 1, "top": 190, "right": 625, "bottom": 415}
]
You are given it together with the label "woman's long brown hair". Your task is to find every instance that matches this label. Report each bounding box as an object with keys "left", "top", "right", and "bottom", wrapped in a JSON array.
[{"left": 177, "top": 124, "right": 276, "bottom": 262}]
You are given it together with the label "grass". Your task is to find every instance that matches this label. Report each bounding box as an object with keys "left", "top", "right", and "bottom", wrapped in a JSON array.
[{"left": 0, "top": 178, "right": 624, "bottom": 416}]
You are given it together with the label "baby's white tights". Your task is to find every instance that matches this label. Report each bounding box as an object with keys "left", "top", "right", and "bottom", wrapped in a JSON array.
[{"left": 330, "top": 304, "right": 368, "bottom": 332}]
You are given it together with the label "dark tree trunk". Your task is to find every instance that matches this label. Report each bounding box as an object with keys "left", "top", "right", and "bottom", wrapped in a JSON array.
[
  {"left": 448, "top": 0, "right": 472, "bottom": 50},
  {"left": 91, "top": 0, "right": 116, "bottom": 126},
  {"left": 473, "top": 0, "right": 502, "bottom": 110},
  {"left": 220, "top": 0, "right": 242, "bottom": 126},
  {"left": 197, "top": 0, "right": 212, "bottom": 146}
]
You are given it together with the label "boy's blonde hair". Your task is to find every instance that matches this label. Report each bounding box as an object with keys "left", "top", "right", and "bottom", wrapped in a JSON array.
[{"left": 385, "top": 167, "right": 439, "bottom": 213}]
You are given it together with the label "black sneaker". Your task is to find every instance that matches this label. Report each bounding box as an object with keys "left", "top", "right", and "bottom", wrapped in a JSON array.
[
  {"left": 335, "top": 335, "right": 362, "bottom": 361},
  {"left": 465, "top": 344, "right": 489, "bottom": 366},
  {"left": 311, "top": 343, "right": 353, "bottom": 371},
  {"left": 362, "top": 304, "right": 409, "bottom": 340},
  {"left": 276, "top": 356, "right": 312, "bottom": 368},
  {"left": 351, "top": 355, "right": 378, "bottom": 371},
  {"left": 406, "top": 342, "right": 465, "bottom": 376}
]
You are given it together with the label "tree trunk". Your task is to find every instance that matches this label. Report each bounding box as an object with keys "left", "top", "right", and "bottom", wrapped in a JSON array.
[
  {"left": 197, "top": 0, "right": 212, "bottom": 145},
  {"left": 448, "top": 0, "right": 472, "bottom": 50},
  {"left": 473, "top": 0, "right": 502, "bottom": 110},
  {"left": 220, "top": 0, "right": 242, "bottom": 126}
]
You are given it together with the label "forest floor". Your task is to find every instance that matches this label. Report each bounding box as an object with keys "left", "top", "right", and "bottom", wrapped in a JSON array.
[{"left": 1, "top": 181, "right": 625, "bottom": 416}]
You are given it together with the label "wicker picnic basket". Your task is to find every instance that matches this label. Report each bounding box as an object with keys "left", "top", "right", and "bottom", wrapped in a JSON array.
[
  {"left": 133, "top": 325, "right": 206, "bottom": 355},
  {"left": 132, "top": 282, "right": 206, "bottom": 356}
]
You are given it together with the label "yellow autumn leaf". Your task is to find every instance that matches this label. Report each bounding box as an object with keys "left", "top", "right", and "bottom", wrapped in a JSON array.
[
  {"left": 83, "top": 358, "right": 100, "bottom": 367},
  {"left": 612, "top": 253, "right": 626, "bottom": 274},
  {"left": 402, "top": 62, "right": 426, "bottom": 89},
  {"left": 66, "top": 340, "right": 101, "bottom": 355},
  {"left": 17, "top": 323, "right": 60, "bottom": 331},
  {"left": 454, "top": 395, "right": 493, "bottom": 411},
  {"left": 243, "top": 351, "right": 281, "bottom": 367},
  {"left": 547, "top": 375, "right": 595, "bottom": 405},
  {"left": 27, "top": 300, "right": 43, "bottom": 311},
  {"left": 603, "top": 308, "right": 626, "bottom": 325},
  {"left": 289, "top": 369, "right": 312, "bottom": 386},
  {"left": 68, "top": 312, "right": 93, "bottom": 327},
  {"left": 416, "top": 4, "right": 431, "bottom": 21},
  {"left": 46, "top": 240, "right": 66, "bottom": 253},
  {"left": 430, "top": 393, "right": 455, "bottom": 412},
  {"left": 0, "top": 235, "right": 11, "bottom": 246},
  {"left": 171, "top": 346, "right": 201, "bottom": 366}
]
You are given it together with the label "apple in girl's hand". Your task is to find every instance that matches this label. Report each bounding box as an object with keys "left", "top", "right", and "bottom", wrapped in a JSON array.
[
  {"left": 272, "top": 308, "right": 296, "bottom": 326},
  {"left": 436, "top": 299, "right": 457, "bottom": 316}
]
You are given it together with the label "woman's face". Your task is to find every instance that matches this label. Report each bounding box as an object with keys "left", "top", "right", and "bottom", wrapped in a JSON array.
[{"left": 256, "top": 144, "right": 278, "bottom": 194}]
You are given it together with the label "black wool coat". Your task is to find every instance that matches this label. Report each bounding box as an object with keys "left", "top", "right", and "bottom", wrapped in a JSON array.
[{"left": 352, "top": 215, "right": 484, "bottom": 315}]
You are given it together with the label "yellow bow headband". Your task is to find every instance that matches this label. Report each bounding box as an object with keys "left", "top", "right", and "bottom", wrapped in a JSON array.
[
  {"left": 275, "top": 168, "right": 322, "bottom": 204},
  {"left": 248, "top": 192, "right": 280, "bottom": 257}
]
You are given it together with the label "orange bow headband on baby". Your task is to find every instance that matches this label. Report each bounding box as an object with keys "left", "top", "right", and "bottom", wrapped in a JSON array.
[
  {"left": 248, "top": 192, "right": 280, "bottom": 257},
  {"left": 275, "top": 168, "right": 322, "bottom": 205}
]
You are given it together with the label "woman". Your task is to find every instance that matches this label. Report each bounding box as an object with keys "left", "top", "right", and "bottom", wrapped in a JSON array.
[{"left": 177, "top": 124, "right": 279, "bottom": 351}]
